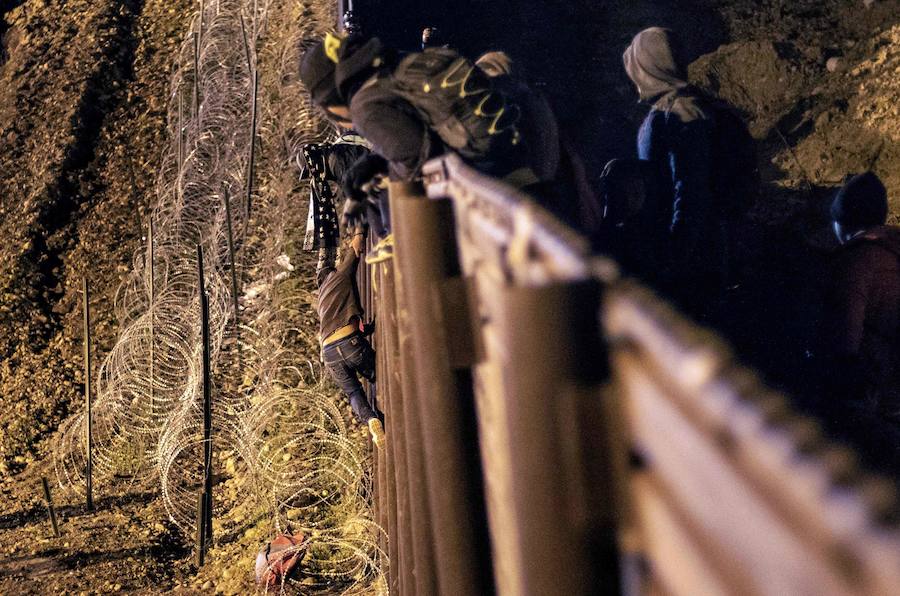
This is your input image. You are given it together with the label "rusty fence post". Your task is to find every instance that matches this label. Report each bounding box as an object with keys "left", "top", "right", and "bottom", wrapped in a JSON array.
[
  {"left": 487, "top": 279, "right": 620, "bottom": 596},
  {"left": 41, "top": 477, "right": 60, "bottom": 538},
  {"left": 394, "top": 263, "right": 439, "bottom": 595},
  {"left": 196, "top": 245, "right": 213, "bottom": 565},
  {"left": 379, "top": 259, "right": 416, "bottom": 595},
  {"left": 82, "top": 277, "right": 94, "bottom": 512},
  {"left": 391, "top": 180, "right": 495, "bottom": 596},
  {"left": 373, "top": 258, "right": 399, "bottom": 592}
]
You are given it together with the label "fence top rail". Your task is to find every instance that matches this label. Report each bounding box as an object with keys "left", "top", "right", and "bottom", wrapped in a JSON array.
[{"left": 423, "top": 154, "right": 618, "bottom": 286}]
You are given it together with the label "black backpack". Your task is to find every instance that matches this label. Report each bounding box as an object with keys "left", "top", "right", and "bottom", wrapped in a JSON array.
[{"left": 389, "top": 47, "right": 523, "bottom": 161}]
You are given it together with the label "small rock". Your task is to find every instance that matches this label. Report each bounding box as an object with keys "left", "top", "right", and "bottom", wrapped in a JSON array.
[{"left": 826, "top": 57, "right": 844, "bottom": 72}]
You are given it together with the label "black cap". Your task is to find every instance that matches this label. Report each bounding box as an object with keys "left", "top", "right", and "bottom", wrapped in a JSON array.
[
  {"left": 830, "top": 172, "right": 888, "bottom": 228},
  {"left": 299, "top": 41, "right": 342, "bottom": 107}
]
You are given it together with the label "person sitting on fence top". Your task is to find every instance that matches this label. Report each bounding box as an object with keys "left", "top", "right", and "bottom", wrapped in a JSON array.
[
  {"left": 317, "top": 229, "right": 385, "bottom": 449},
  {"left": 819, "top": 172, "right": 900, "bottom": 421},
  {"left": 298, "top": 33, "right": 541, "bottom": 259},
  {"left": 623, "top": 27, "right": 759, "bottom": 321}
]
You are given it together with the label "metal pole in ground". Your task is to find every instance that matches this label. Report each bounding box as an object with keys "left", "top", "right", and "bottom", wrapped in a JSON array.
[
  {"left": 239, "top": 11, "right": 252, "bottom": 73},
  {"left": 41, "top": 477, "right": 60, "bottom": 538},
  {"left": 198, "top": 245, "right": 213, "bottom": 545},
  {"left": 221, "top": 186, "right": 242, "bottom": 374},
  {"left": 196, "top": 490, "right": 206, "bottom": 567},
  {"left": 193, "top": 31, "right": 200, "bottom": 129},
  {"left": 390, "top": 181, "right": 495, "bottom": 596},
  {"left": 149, "top": 219, "right": 155, "bottom": 420},
  {"left": 489, "top": 280, "right": 620, "bottom": 595},
  {"left": 244, "top": 69, "right": 259, "bottom": 229},
  {"left": 177, "top": 93, "right": 184, "bottom": 174},
  {"left": 82, "top": 277, "right": 94, "bottom": 512}
]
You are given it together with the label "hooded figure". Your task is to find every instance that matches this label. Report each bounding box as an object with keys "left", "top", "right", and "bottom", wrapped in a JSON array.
[
  {"left": 623, "top": 27, "right": 725, "bottom": 319},
  {"left": 820, "top": 172, "right": 900, "bottom": 418}
]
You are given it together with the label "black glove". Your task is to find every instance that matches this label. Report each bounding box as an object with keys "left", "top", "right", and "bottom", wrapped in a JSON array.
[
  {"left": 342, "top": 153, "right": 388, "bottom": 203},
  {"left": 362, "top": 318, "right": 376, "bottom": 336},
  {"left": 342, "top": 198, "right": 367, "bottom": 230}
]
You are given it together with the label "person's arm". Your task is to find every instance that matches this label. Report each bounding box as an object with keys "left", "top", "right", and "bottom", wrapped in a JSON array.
[
  {"left": 350, "top": 86, "right": 432, "bottom": 179},
  {"left": 667, "top": 116, "right": 715, "bottom": 264},
  {"left": 336, "top": 231, "right": 365, "bottom": 278}
]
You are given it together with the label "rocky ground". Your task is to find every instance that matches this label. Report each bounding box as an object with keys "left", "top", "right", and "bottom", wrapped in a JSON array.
[{"left": 0, "top": 0, "right": 899, "bottom": 593}]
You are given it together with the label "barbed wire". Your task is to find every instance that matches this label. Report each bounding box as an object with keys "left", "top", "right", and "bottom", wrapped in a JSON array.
[{"left": 54, "top": 0, "right": 384, "bottom": 591}]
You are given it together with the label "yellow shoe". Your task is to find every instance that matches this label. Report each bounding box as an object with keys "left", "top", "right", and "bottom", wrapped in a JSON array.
[
  {"left": 365, "top": 234, "right": 394, "bottom": 265},
  {"left": 368, "top": 418, "right": 385, "bottom": 449}
]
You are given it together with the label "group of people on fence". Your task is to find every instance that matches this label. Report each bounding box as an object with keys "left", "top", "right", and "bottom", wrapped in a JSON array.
[{"left": 298, "top": 25, "right": 900, "bottom": 460}]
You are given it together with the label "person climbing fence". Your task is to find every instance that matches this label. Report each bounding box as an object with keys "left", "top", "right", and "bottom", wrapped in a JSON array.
[{"left": 316, "top": 230, "right": 385, "bottom": 448}]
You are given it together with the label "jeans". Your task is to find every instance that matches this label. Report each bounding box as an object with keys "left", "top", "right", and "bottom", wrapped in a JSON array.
[{"left": 323, "top": 333, "right": 378, "bottom": 423}]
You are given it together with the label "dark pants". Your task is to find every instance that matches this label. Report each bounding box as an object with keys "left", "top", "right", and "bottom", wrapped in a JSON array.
[{"left": 323, "top": 333, "right": 378, "bottom": 423}]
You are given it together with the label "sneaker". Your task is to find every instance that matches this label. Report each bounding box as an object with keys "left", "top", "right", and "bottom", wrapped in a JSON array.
[
  {"left": 368, "top": 418, "right": 385, "bottom": 449},
  {"left": 365, "top": 234, "right": 394, "bottom": 265}
]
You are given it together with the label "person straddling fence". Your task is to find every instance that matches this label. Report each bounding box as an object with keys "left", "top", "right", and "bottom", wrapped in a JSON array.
[
  {"left": 819, "top": 172, "right": 900, "bottom": 421},
  {"left": 317, "top": 230, "right": 385, "bottom": 449},
  {"left": 622, "top": 27, "right": 758, "bottom": 321},
  {"left": 298, "top": 33, "right": 545, "bottom": 261}
]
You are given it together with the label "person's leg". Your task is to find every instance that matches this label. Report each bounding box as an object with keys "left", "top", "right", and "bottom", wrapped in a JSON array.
[{"left": 324, "top": 345, "right": 378, "bottom": 423}]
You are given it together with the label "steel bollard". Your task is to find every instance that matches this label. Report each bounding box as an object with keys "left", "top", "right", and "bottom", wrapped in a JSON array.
[
  {"left": 395, "top": 263, "right": 439, "bottom": 595},
  {"left": 391, "top": 180, "right": 495, "bottom": 596},
  {"left": 488, "top": 279, "right": 620, "bottom": 596}
]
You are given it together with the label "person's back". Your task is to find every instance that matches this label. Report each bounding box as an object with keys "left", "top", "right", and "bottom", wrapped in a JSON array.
[
  {"left": 623, "top": 27, "right": 756, "bottom": 319},
  {"left": 825, "top": 226, "right": 900, "bottom": 411},
  {"left": 821, "top": 172, "right": 900, "bottom": 418},
  {"left": 316, "top": 241, "right": 362, "bottom": 343},
  {"left": 333, "top": 37, "right": 533, "bottom": 184}
]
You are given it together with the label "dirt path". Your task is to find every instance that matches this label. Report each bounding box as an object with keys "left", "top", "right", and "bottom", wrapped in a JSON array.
[{"left": 0, "top": 469, "right": 190, "bottom": 594}]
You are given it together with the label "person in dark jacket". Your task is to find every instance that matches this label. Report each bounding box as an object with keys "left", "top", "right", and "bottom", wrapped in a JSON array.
[
  {"left": 299, "top": 34, "right": 539, "bottom": 256},
  {"left": 821, "top": 172, "right": 900, "bottom": 419},
  {"left": 623, "top": 27, "right": 739, "bottom": 320},
  {"left": 317, "top": 231, "right": 385, "bottom": 448}
]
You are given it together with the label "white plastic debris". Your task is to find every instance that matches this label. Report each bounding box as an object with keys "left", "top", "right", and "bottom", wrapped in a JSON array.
[
  {"left": 242, "top": 280, "right": 269, "bottom": 304},
  {"left": 275, "top": 254, "right": 295, "bottom": 271}
]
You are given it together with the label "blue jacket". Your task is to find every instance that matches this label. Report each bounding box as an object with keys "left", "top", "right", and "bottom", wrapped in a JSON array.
[{"left": 637, "top": 106, "right": 721, "bottom": 274}]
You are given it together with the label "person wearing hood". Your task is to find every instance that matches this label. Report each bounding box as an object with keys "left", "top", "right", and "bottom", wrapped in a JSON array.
[
  {"left": 820, "top": 172, "right": 900, "bottom": 420},
  {"left": 623, "top": 27, "right": 755, "bottom": 319},
  {"left": 299, "top": 34, "right": 540, "bottom": 260},
  {"left": 299, "top": 35, "right": 395, "bottom": 261}
]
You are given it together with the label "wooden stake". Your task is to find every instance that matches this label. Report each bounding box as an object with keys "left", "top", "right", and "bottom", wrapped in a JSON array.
[{"left": 41, "top": 477, "right": 60, "bottom": 538}]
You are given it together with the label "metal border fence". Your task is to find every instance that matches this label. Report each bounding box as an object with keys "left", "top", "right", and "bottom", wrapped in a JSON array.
[{"left": 363, "top": 153, "right": 900, "bottom": 596}]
